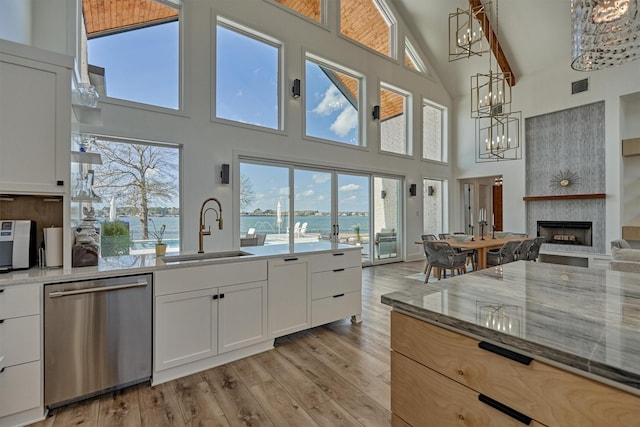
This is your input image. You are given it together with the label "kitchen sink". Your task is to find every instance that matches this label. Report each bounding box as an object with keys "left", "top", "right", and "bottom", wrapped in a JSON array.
[{"left": 160, "top": 250, "right": 252, "bottom": 263}]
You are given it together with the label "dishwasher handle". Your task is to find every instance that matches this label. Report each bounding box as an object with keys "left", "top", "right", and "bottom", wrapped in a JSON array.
[{"left": 48, "top": 278, "right": 149, "bottom": 298}]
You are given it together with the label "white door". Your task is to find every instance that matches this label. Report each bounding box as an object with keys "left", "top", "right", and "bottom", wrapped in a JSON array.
[
  {"left": 154, "top": 288, "right": 218, "bottom": 371},
  {"left": 267, "top": 257, "right": 311, "bottom": 337},
  {"left": 218, "top": 280, "right": 268, "bottom": 353}
]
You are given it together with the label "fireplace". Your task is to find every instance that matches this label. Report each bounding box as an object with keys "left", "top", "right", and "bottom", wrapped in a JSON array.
[{"left": 537, "top": 221, "right": 593, "bottom": 247}]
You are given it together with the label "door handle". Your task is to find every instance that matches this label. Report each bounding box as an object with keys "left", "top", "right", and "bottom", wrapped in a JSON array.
[{"left": 48, "top": 278, "right": 148, "bottom": 298}]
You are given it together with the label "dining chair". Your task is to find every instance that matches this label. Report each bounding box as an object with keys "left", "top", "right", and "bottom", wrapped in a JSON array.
[
  {"left": 486, "top": 240, "right": 522, "bottom": 266},
  {"left": 438, "top": 233, "right": 452, "bottom": 240},
  {"left": 420, "top": 234, "right": 439, "bottom": 274},
  {"left": 523, "top": 237, "right": 545, "bottom": 261},
  {"left": 423, "top": 241, "right": 468, "bottom": 283},
  {"left": 514, "top": 238, "right": 534, "bottom": 261}
]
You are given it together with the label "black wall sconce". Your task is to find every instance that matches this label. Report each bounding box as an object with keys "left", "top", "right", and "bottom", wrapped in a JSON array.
[
  {"left": 428, "top": 185, "right": 435, "bottom": 196},
  {"left": 409, "top": 183, "right": 417, "bottom": 197},
  {"left": 372, "top": 105, "right": 380, "bottom": 120},
  {"left": 381, "top": 190, "right": 386, "bottom": 199},
  {"left": 220, "top": 163, "right": 230, "bottom": 184},
  {"left": 292, "top": 78, "right": 301, "bottom": 98}
]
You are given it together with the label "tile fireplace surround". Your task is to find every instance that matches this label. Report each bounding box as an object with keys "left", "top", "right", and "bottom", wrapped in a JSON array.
[{"left": 525, "top": 101, "right": 606, "bottom": 254}]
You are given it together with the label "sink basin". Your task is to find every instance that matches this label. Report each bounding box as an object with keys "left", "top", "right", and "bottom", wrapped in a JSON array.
[{"left": 160, "top": 250, "right": 252, "bottom": 263}]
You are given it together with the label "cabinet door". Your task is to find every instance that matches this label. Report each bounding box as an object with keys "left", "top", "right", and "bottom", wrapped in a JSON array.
[
  {"left": 155, "top": 288, "right": 217, "bottom": 371},
  {"left": 267, "top": 257, "right": 311, "bottom": 338},
  {"left": 217, "top": 281, "right": 268, "bottom": 353},
  {"left": 0, "top": 49, "right": 70, "bottom": 193}
]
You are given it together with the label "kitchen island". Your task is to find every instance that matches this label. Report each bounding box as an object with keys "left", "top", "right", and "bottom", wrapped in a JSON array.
[{"left": 382, "top": 261, "right": 640, "bottom": 426}]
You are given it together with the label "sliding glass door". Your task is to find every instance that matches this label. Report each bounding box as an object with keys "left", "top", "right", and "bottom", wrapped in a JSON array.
[{"left": 239, "top": 159, "right": 401, "bottom": 265}]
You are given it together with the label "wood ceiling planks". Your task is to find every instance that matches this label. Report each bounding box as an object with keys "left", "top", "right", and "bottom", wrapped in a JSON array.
[{"left": 83, "top": 0, "right": 179, "bottom": 37}]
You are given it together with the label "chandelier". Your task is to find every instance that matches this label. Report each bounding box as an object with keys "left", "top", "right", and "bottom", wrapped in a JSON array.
[
  {"left": 449, "top": 2, "right": 490, "bottom": 61},
  {"left": 476, "top": 111, "right": 521, "bottom": 162},
  {"left": 571, "top": 0, "right": 640, "bottom": 70}
]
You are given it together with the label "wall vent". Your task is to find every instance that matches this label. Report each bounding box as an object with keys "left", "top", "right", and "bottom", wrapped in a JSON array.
[{"left": 571, "top": 78, "right": 589, "bottom": 94}]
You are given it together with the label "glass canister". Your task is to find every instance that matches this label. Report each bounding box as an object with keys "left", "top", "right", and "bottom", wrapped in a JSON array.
[{"left": 78, "top": 83, "right": 99, "bottom": 108}]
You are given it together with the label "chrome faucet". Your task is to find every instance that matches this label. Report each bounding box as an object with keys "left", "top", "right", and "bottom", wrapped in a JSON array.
[{"left": 199, "top": 197, "right": 223, "bottom": 253}]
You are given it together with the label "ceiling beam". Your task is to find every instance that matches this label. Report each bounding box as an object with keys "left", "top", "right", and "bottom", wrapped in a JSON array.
[{"left": 470, "top": 0, "right": 516, "bottom": 86}]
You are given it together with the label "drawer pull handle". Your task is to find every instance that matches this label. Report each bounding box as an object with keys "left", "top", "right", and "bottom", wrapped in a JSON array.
[
  {"left": 333, "top": 253, "right": 345, "bottom": 256},
  {"left": 284, "top": 257, "right": 298, "bottom": 262},
  {"left": 333, "top": 268, "right": 345, "bottom": 272},
  {"left": 213, "top": 294, "right": 218, "bottom": 300},
  {"left": 0, "top": 367, "right": 4, "bottom": 373},
  {"left": 478, "top": 341, "right": 532, "bottom": 366},
  {"left": 478, "top": 394, "right": 532, "bottom": 425},
  {"left": 0, "top": 319, "right": 4, "bottom": 324},
  {"left": 333, "top": 293, "right": 345, "bottom": 298},
  {"left": 0, "top": 289, "right": 4, "bottom": 293}
]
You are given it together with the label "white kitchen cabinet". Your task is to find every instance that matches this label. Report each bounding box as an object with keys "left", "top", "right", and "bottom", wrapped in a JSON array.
[
  {"left": 309, "top": 250, "right": 362, "bottom": 327},
  {"left": 153, "top": 262, "right": 269, "bottom": 378},
  {"left": 267, "top": 257, "right": 311, "bottom": 337},
  {"left": 0, "top": 283, "right": 43, "bottom": 426},
  {"left": 155, "top": 288, "right": 218, "bottom": 371},
  {"left": 0, "top": 40, "right": 71, "bottom": 194}
]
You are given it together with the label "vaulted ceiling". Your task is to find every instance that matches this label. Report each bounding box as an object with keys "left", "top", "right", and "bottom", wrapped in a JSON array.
[{"left": 394, "top": 0, "right": 573, "bottom": 98}]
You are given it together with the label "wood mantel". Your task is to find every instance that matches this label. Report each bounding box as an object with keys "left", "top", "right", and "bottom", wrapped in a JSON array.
[{"left": 523, "top": 193, "right": 606, "bottom": 201}]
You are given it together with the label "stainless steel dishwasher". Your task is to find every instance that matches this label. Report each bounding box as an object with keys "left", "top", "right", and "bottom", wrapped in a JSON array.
[{"left": 44, "top": 274, "right": 152, "bottom": 408}]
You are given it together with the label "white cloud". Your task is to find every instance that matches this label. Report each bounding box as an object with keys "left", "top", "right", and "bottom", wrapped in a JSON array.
[
  {"left": 301, "top": 189, "right": 314, "bottom": 197},
  {"left": 339, "top": 183, "right": 360, "bottom": 192},
  {"left": 330, "top": 107, "right": 358, "bottom": 137},
  {"left": 278, "top": 187, "right": 289, "bottom": 195},
  {"left": 313, "top": 86, "right": 344, "bottom": 115},
  {"left": 312, "top": 174, "right": 331, "bottom": 184}
]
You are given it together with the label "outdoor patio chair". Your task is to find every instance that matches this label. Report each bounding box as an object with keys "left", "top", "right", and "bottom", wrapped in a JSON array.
[
  {"left": 423, "top": 241, "right": 468, "bottom": 283},
  {"left": 486, "top": 240, "right": 522, "bottom": 266}
]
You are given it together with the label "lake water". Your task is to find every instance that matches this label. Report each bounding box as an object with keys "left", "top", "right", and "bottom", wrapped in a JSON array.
[{"left": 100, "top": 214, "right": 370, "bottom": 252}]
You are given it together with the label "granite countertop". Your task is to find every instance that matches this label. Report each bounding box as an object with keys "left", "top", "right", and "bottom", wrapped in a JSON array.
[
  {"left": 381, "top": 261, "right": 640, "bottom": 395},
  {"left": 0, "top": 241, "right": 360, "bottom": 286}
]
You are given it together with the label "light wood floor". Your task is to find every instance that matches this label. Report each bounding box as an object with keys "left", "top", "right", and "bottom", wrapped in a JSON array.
[{"left": 29, "top": 261, "right": 425, "bottom": 427}]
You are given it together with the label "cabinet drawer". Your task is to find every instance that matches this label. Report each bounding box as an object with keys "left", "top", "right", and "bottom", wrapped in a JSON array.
[
  {"left": 311, "top": 291, "right": 361, "bottom": 327},
  {"left": 0, "top": 284, "right": 40, "bottom": 319},
  {"left": 0, "top": 360, "right": 41, "bottom": 418},
  {"left": 155, "top": 260, "right": 267, "bottom": 295},
  {"left": 311, "top": 267, "right": 361, "bottom": 300},
  {"left": 311, "top": 250, "right": 361, "bottom": 273},
  {"left": 0, "top": 315, "right": 40, "bottom": 367},
  {"left": 392, "top": 351, "right": 545, "bottom": 427},
  {"left": 391, "top": 311, "right": 640, "bottom": 427}
]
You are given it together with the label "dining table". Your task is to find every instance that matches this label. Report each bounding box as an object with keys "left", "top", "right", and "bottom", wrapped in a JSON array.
[{"left": 416, "top": 236, "right": 527, "bottom": 271}]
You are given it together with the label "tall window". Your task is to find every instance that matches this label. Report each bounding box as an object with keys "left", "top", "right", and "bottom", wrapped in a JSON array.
[
  {"left": 423, "top": 100, "right": 446, "bottom": 162},
  {"left": 380, "top": 83, "right": 411, "bottom": 156},
  {"left": 340, "top": 0, "right": 396, "bottom": 58},
  {"left": 271, "top": 0, "right": 322, "bottom": 23},
  {"left": 78, "top": 138, "right": 181, "bottom": 257},
  {"left": 305, "top": 54, "right": 362, "bottom": 146},
  {"left": 423, "top": 178, "right": 446, "bottom": 235},
  {"left": 215, "top": 18, "right": 281, "bottom": 130},
  {"left": 83, "top": 0, "right": 181, "bottom": 109}
]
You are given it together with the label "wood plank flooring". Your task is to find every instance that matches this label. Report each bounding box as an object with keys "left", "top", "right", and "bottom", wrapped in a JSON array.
[{"left": 29, "top": 261, "right": 425, "bottom": 427}]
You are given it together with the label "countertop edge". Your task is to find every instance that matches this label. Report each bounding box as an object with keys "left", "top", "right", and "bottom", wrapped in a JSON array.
[
  {"left": 0, "top": 245, "right": 361, "bottom": 287},
  {"left": 381, "top": 294, "right": 640, "bottom": 397}
]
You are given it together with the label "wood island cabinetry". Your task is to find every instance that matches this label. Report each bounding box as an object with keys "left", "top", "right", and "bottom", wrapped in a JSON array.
[{"left": 391, "top": 311, "right": 639, "bottom": 427}]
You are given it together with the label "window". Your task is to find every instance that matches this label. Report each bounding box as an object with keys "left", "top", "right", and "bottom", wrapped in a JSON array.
[
  {"left": 305, "top": 54, "right": 362, "bottom": 146},
  {"left": 340, "top": 0, "right": 396, "bottom": 58},
  {"left": 423, "top": 178, "right": 446, "bottom": 235},
  {"left": 405, "top": 38, "right": 427, "bottom": 74},
  {"left": 271, "top": 0, "right": 322, "bottom": 23},
  {"left": 215, "top": 18, "right": 281, "bottom": 130},
  {"left": 423, "top": 100, "right": 446, "bottom": 162},
  {"left": 380, "top": 83, "right": 411, "bottom": 155},
  {"left": 82, "top": 0, "right": 181, "bottom": 109},
  {"left": 84, "top": 138, "right": 180, "bottom": 257}
]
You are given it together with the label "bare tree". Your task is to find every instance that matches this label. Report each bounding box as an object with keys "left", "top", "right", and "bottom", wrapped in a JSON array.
[
  {"left": 92, "top": 139, "right": 178, "bottom": 240},
  {"left": 240, "top": 174, "right": 255, "bottom": 212}
]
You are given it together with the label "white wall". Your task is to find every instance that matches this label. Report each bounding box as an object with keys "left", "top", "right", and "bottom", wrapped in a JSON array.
[
  {"left": 76, "top": 0, "right": 453, "bottom": 256},
  {"left": 453, "top": 57, "right": 640, "bottom": 253}
]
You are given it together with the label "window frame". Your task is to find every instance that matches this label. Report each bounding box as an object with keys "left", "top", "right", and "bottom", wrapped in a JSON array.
[
  {"left": 337, "top": 0, "right": 398, "bottom": 61},
  {"left": 378, "top": 82, "right": 412, "bottom": 157},
  {"left": 404, "top": 38, "right": 427, "bottom": 75},
  {"left": 263, "top": 0, "right": 327, "bottom": 27},
  {"left": 303, "top": 52, "right": 365, "bottom": 148},
  {"left": 212, "top": 16, "right": 284, "bottom": 133},
  {"left": 80, "top": 0, "right": 185, "bottom": 114},
  {"left": 422, "top": 99, "right": 448, "bottom": 164}
]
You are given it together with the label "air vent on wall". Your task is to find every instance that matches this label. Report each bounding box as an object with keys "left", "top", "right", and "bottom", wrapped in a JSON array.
[{"left": 571, "top": 78, "right": 589, "bottom": 94}]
